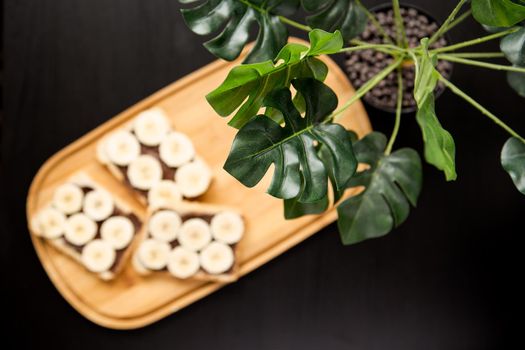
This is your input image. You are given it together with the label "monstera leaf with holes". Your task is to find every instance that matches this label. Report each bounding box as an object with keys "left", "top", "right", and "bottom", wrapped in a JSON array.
[
  {"left": 302, "top": 0, "right": 367, "bottom": 41},
  {"left": 179, "top": 0, "right": 366, "bottom": 63},
  {"left": 207, "top": 29, "right": 343, "bottom": 128},
  {"left": 501, "top": 137, "right": 525, "bottom": 194},
  {"left": 414, "top": 39, "right": 457, "bottom": 181},
  {"left": 337, "top": 132, "right": 422, "bottom": 245},
  {"left": 284, "top": 130, "right": 358, "bottom": 219},
  {"left": 179, "top": 0, "right": 298, "bottom": 63},
  {"left": 224, "top": 78, "right": 357, "bottom": 207}
]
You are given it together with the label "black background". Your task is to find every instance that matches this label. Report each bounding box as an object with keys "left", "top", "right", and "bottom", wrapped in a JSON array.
[{"left": 3, "top": 0, "right": 524, "bottom": 348}]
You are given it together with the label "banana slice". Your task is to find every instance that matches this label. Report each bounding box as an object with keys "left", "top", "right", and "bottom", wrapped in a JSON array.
[
  {"left": 174, "top": 160, "right": 212, "bottom": 198},
  {"left": 148, "top": 210, "right": 181, "bottom": 243},
  {"left": 96, "top": 138, "right": 110, "bottom": 164},
  {"left": 83, "top": 189, "right": 115, "bottom": 222},
  {"left": 81, "top": 239, "right": 116, "bottom": 273},
  {"left": 64, "top": 213, "right": 98, "bottom": 246},
  {"left": 104, "top": 130, "right": 141, "bottom": 166},
  {"left": 147, "top": 180, "right": 182, "bottom": 208},
  {"left": 30, "top": 216, "right": 45, "bottom": 237},
  {"left": 136, "top": 239, "right": 171, "bottom": 270},
  {"left": 210, "top": 211, "right": 244, "bottom": 244},
  {"left": 35, "top": 207, "right": 66, "bottom": 239},
  {"left": 167, "top": 246, "right": 200, "bottom": 279},
  {"left": 132, "top": 251, "right": 151, "bottom": 275},
  {"left": 199, "top": 241, "right": 235, "bottom": 275},
  {"left": 159, "top": 132, "right": 195, "bottom": 167},
  {"left": 52, "top": 183, "right": 84, "bottom": 215},
  {"left": 127, "top": 154, "right": 163, "bottom": 190},
  {"left": 100, "top": 216, "right": 135, "bottom": 249},
  {"left": 133, "top": 108, "right": 170, "bottom": 146},
  {"left": 178, "top": 218, "right": 212, "bottom": 251}
]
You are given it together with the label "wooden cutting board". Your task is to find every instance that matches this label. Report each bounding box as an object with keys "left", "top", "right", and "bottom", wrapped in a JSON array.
[{"left": 26, "top": 38, "right": 371, "bottom": 329}]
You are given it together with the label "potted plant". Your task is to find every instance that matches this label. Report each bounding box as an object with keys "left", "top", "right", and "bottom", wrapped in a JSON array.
[
  {"left": 344, "top": 3, "right": 454, "bottom": 112},
  {"left": 177, "top": 0, "right": 525, "bottom": 245}
]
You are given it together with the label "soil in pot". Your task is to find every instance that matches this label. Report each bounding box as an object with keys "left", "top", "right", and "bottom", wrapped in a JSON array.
[{"left": 345, "top": 5, "right": 453, "bottom": 113}]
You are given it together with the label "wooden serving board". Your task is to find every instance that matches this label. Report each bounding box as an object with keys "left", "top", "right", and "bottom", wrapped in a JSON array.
[{"left": 26, "top": 39, "right": 371, "bottom": 329}]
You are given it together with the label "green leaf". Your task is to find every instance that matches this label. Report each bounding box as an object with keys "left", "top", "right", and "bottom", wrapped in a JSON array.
[
  {"left": 266, "top": 91, "right": 308, "bottom": 125},
  {"left": 224, "top": 78, "right": 357, "bottom": 204},
  {"left": 472, "top": 0, "right": 525, "bottom": 27},
  {"left": 306, "top": 29, "right": 344, "bottom": 56},
  {"left": 507, "top": 69, "right": 525, "bottom": 96},
  {"left": 414, "top": 39, "right": 457, "bottom": 181},
  {"left": 206, "top": 29, "right": 342, "bottom": 129},
  {"left": 482, "top": 24, "right": 511, "bottom": 33},
  {"left": 179, "top": 0, "right": 299, "bottom": 63},
  {"left": 501, "top": 27, "right": 525, "bottom": 65},
  {"left": 302, "top": 0, "right": 367, "bottom": 41},
  {"left": 500, "top": 26, "right": 525, "bottom": 96},
  {"left": 501, "top": 137, "right": 525, "bottom": 194},
  {"left": 284, "top": 130, "right": 358, "bottom": 219},
  {"left": 284, "top": 189, "right": 329, "bottom": 218},
  {"left": 319, "top": 130, "right": 358, "bottom": 202},
  {"left": 337, "top": 132, "right": 423, "bottom": 245}
]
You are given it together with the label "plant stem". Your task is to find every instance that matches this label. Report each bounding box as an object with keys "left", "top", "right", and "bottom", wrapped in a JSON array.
[
  {"left": 278, "top": 16, "right": 312, "bottom": 32},
  {"left": 428, "top": 0, "right": 468, "bottom": 45},
  {"left": 341, "top": 41, "right": 405, "bottom": 55},
  {"left": 431, "top": 27, "right": 519, "bottom": 54},
  {"left": 439, "top": 75, "right": 525, "bottom": 143},
  {"left": 348, "top": 39, "right": 406, "bottom": 55},
  {"left": 340, "top": 44, "right": 396, "bottom": 54},
  {"left": 440, "top": 9, "right": 472, "bottom": 36},
  {"left": 440, "top": 52, "right": 505, "bottom": 58},
  {"left": 350, "top": 39, "right": 406, "bottom": 52},
  {"left": 439, "top": 54, "right": 525, "bottom": 73},
  {"left": 392, "top": 0, "right": 408, "bottom": 48},
  {"left": 327, "top": 56, "right": 404, "bottom": 122},
  {"left": 385, "top": 69, "right": 404, "bottom": 155},
  {"left": 407, "top": 49, "right": 420, "bottom": 78},
  {"left": 356, "top": 0, "right": 394, "bottom": 45}
]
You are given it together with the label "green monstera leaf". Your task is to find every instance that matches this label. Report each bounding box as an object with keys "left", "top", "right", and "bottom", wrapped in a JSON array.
[
  {"left": 180, "top": 0, "right": 365, "bottom": 62},
  {"left": 414, "top": 39, "right": 457, "bottom": 181},
  {"left": 284, "top": 130, "right": 358, "bottom": 219},
  {"left": 472, "top": 0, "right": 525, "bottom": 27},
  {"left": 284, "top": 184, "right": 329, "bottom": 219},
  {"left": 501, "top": 137, "right": 525, "bottom": 194},
  {"left": 206, "top": 29, "right": 343, "bottom": 128},
  {"left": 302, "top": 0, "right": 367, "bottom": 41},
  {"left": 179, "top": 0, "right": 299, "bottom": 63},
  {"left": 224, "top": 78, "right": 357, "bottom": 205},
  {"left": 336, "top": 132, "right": 423, "bottom": 245}
]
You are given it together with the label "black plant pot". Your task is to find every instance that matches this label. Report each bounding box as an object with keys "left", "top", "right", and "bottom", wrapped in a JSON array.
[{"left": 345, "top": 2, "right": 454, "bottom": 113}]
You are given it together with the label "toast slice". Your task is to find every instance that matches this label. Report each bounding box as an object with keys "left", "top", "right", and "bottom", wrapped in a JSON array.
[
  {"left": 96, "top": 107, "right": 212, "bottom": 208},
  {"left": 133, "top": 201, "right": 245, "bottom": 283},
  {"left": 30, "top": 172, "right": 145, "bottom": 280}
]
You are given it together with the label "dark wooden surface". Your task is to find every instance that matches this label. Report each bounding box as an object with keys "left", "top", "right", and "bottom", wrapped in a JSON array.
[{"left": 3, "top": 1, "right": 524, "bottom": 348}]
